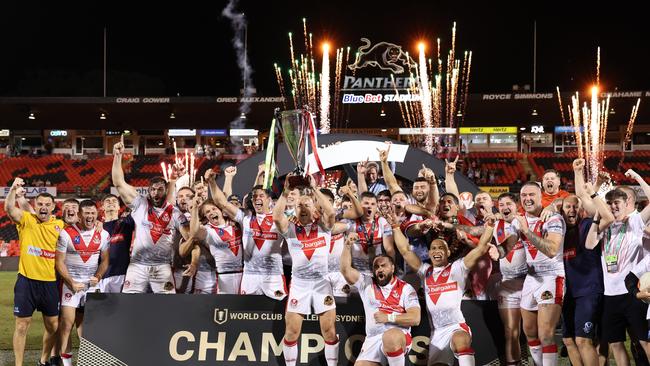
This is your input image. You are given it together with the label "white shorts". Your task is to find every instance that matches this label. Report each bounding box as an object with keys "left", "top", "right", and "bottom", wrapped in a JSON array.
[
  {"left": 520, "top": 275, "right": 565, "bottom": 311},
  {"left": 428, "top": 323, "right": 472, "bottom": 366},
  {"left": 173, "top": 269, "right": 194, "bottom": 294},
  {"left": 61, "top": 283, "right": 100, "bottom": 308},
  {"left": 327, "top": 272, "right": 356, "bottom": 297},
  {"left": 215, "top": 272, "right": 243, "bottom": 294},
  {"left": 286, "top": 278, "right": 336, "bottom": 315},
  {"left": 122, "top": 263, "right": 176, "bottom": 294},
  {"left": 240, "top": 273, "right": 287, "bottom": 300},
  {"left": 357, "top": 331, "right": 413, "bottom": 364},
  {"left": 98, "top": 275, "right": 125, "bottom": 293},
  {"left": 496, "top": 277, "right": 525, "bottom": 309}
]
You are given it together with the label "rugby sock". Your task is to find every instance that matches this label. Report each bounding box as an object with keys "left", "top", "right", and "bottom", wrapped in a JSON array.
[
  {"left": 282, "top": 338, "right": 298, "bottom": 366},
  {"left": 324, "top": 338, "right": 339, "bottom": 366},
  {"left": 385, "top": 348, "right": 405, "bottom": 366},
  {"left": 542, "top": 344, "right": 558, "bottom": 366},
  {"left": 456, "top": 347, "right": 476, "bottom": 366},
  {"left": 61, "top": 353, "right": 73, "bottom": 366},
  {"left": 527, "top": 339, "right": 543, "bottom": 366}
]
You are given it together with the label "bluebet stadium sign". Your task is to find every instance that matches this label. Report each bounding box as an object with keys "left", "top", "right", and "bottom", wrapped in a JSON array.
[{"left": 80, "top": 294, "right": 502, "bottom": 365}]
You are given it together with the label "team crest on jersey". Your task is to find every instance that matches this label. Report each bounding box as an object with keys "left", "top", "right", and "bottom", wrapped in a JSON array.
[
  {"left": 64, "top": 292, "right": 72, "bottom": 300},
  {"left": 540, "top": 291, "right": 553, "bottom": 300},
  {"left": 441, "top": 270, "right": 449, "bottom": 277},
  {"left": 123, "top": 280, "right": 130, "bottom": 288},
  {"left": 55, "top": 225, "right": 61, "bottom": 232},
  {"left": 73, "top": 236, "right": 81, "bottom": 244},
  {"left": 162, "top": 212, "right": 170, "bottom": 221},
  {"left": 342, "top": 284, "right": 351, "bottom": 294},
  {"left": 214, "top": 308, "right": 229, "bottom": 325},
  {"left": 92, "top": 236, "right": 101, "bottom": 244},
  {"left": 324, "top": 296, "right": 334, "bottom": 306}
]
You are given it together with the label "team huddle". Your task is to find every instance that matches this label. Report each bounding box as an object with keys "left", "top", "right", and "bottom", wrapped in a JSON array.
[{"left": 7, "top": 140, "right": 650, "bottom": 366}]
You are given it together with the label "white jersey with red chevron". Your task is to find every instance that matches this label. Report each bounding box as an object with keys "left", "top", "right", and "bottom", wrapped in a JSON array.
[
  {"left": 511, "top": 213, "right": 566, "bottom": 276},
  {"left": 344, "top": 217, "right": 393, "bottom": 273},
  {"left": 354, "top": 274, "right": 420, "bottom": 338},
  {"left": 56, "top": 225, "right": 110, "bottom": 282},
  {"left": 282, "top": 220, "right": 331, "bottom": 280},
  {"left": 235, "top": 210, "right": 283, "bottom": 276},
  {"left": 493, "top": 219, "right": 527, "bottom": 279},
  {"left": 328, "top": 232, "right": 346, "bottom": 273},
  {"left": 130, "top": 195, "right": 183, "bottom": 265},
  {"left": 204, "top": 223, "right": 243, "bottom": 274},
  {"left": 418, "top": 260, "right": 469, "bottom": 328}
]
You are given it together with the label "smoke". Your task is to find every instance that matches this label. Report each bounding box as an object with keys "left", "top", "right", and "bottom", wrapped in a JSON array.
[{"left": 222, "top": 0, "right": 255, "bottom": 150}]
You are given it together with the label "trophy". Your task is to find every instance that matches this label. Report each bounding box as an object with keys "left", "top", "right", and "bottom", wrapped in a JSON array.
[{"left": 275, "top": 108, "right": 312, "bottom": 188}]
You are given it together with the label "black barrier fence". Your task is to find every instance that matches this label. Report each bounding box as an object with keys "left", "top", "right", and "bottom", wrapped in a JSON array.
[{"left": 81, "top": 294, "right": 505, "bottom": 365}]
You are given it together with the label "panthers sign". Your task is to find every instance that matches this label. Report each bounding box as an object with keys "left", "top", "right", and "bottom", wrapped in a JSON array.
[{"left": 342, "top": 38, "right": 421, "bottom": 103}]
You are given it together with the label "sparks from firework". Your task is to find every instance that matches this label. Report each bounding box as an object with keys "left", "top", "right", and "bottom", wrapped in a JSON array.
[
  {"left": 320, "top": 43, "right": 331, "bottom": 133},
  {"left": 418, "top": 42, "right": 434, "bottom": 153}
]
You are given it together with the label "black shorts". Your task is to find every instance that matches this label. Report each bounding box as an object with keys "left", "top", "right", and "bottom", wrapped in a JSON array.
[
  {"left": 562, "top": 294, "right": 602, "bottom": 339},
  {"left": 601, "top": 293, "right": 649, "bottom": 343},
  {"left": 13, "top": 274, "right": 60, "bottom": 318}
]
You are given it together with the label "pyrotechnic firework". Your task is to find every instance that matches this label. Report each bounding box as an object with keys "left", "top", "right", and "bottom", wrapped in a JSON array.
[
  {"left": 558, "top": 47, "right": 640, "bottom": 182},
  {"left": 320, "top": 43, "right": 331, "bottom": 133}
]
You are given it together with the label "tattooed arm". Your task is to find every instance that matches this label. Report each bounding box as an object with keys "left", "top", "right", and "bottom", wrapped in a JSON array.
[
  {"left": 515, "top": 215, "right": 563, "bottom": 257},
  {"left": 455, "top": 224, "right": 486, "bottom": 237}
]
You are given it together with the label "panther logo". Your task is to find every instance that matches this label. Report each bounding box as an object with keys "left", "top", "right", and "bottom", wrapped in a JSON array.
[{"left": 348, "top": 38, "right": 417, "bottom": 74}]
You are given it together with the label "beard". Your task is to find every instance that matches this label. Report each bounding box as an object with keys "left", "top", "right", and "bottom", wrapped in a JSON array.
[{"left": 373, "top": 272, "right": 393, "bottom": 286}]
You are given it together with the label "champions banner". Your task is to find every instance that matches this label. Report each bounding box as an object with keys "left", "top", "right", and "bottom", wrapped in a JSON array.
[{"left": 80, "top": 294, "right": 504, "bottom": 365}]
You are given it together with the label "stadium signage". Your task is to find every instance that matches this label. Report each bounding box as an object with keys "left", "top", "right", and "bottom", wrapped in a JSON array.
[
  {"left": 115, "top": 97, "right": 171, "bottom": 103},
  {"left": 459, "top": 127, "right": 517, "bottom": 134},
  {"left": 399, "top": 127, "right": 457, "bottom": 135},
  {"left": 168, "top": 129, "right": 197, "bottom": 136},
  {"left": 230, "top": 129, "right": 258, "bottom": 137},
  {"left": 215, "top": 97, "right": 285, "bottom": 103},
  {"left": 0, "top": 186, "right": 56, "bottom": 198},
  {"left": 49, "top": 130, "right": 68, "bottom": 137},
  {"left": 0, "top": 129, "right": 9, "bottom": 137},
  {"left": 341, "top": 93, "right": 421, "bottom": 104},
  {"left": 530, "top": 125, "right": 545, "bottom": 134},
  {"left": 479, "top": 186, "right": 510, "bottom": 198},
  {"left": 554, "top": 126, "right": 584, "bottom": 133},
  {"left": 200, "top": 129, "right": 228, "bottom": 136},
  {"left": 481, "top": 93, "right": 554, "bottom": 100},
  {"left": 81, "top": 294, "right": 500, "bottom": 365}
]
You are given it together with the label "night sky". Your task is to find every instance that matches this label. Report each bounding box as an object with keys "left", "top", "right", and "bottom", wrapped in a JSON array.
[{"left": 1, "top": 1, "right": 648, "bottom": 97}]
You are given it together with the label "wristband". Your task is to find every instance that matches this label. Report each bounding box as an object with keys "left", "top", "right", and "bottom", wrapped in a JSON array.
[
  {"left": 391, "top": 224, "right": 401, "bottom": 230},
  {"left": 387, "top": 313, "right": 397, "bottom": 323},
  {"left": 590, "top": 192, "right": 598, "bottom": 199}
]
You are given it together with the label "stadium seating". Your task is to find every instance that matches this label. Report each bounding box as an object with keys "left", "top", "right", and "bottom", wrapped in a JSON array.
[{"left": 463, "top": 152, "right": 526, "bottom": 185}]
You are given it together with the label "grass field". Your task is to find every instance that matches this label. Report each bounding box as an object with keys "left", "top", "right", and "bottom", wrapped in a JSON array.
[{"left": 0, "top": 271, "right": 78, "bottom": 351}]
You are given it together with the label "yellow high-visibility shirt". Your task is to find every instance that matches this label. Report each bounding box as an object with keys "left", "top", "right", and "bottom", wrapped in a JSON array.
[{"left": 17, "top": 213, "right": 64, "bottom": 281}]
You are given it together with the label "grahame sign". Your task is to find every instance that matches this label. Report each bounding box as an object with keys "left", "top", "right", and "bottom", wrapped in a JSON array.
[{"left": 79, "top": 294, "right": 503, "bottom": 365}]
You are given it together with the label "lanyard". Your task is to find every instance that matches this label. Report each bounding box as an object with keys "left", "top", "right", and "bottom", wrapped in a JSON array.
[
  {"left": 605, "top": 223, "right": 627, "bottom": 256},
  {"left": 360, "top": 218, "right": 377, "bottom": 245}
]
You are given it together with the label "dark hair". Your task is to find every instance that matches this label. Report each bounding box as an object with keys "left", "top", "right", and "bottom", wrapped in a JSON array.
[
  {"left": 360, "top": 191, "right": 377, "bottom": 201},
  {"left": 372, "top": 254, "right": 395, "bottom": 266},
  {"left": 101, "top": 194, "right": 119, "bottom": 203},
  {"left": 414, "top": 177, "right": 428, "bottom": 183},
  {"left": 377, "top": 189, "right": 391, "bottom": 199},
  {"left": 543, "top": 169, "right": 561, "bottom": 179},
  {"left": 251, "top": 185, "right": 272, "bottom": 197},
  {"left": 341, "top": 195, "right": 352, "bottom": 203},
  {"left": 62, "top": 198, "right": 79, "bottom": 206},
  {"left": 605, "top": 188, "right": 628, "bottom": 202},
  {"left": 178, "top": 186, "right": 195, "bottom": 195},
  {"left": 36, "top": 192, "right": 55, "bottom": 203},
  {"left": 198, "top": 198, "right": 218, "bottom": 221},
  {"left": 521, "top": 181, "right": 542, "bottom": 192},
  {"left": 497, "top": 192, "right": 518, "bottom": 203},
  {"left": 392, "top": 190, "right": 407, "bottom": 199},
  {"left": 79, "top": 199, "right": 98, "bottom": 210},
  {"left": 319, "top": 188, "right": 335, "bottom": 202},
  {"left": 149, "top": 176, "right": 167, "bottom": 187},
  {"left": 440, "top": 193, "right": 459, "bottom": 205}
]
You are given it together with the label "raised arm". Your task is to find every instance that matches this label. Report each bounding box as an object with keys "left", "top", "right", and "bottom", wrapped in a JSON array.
[
  {"left": 254, "top": 163, "right": 265, "bottom": 188},
  {"left": 585, "top": 212, "right": 602, "bottom": 250},
  {"left": 626, "top": 169, "right": 650, "bottom": 223},
  {"left": 580, "top": 182, "right": 615, "bottom": 232},
  {"left": 189, "top": 195, "right": 207, "bottom": 242},
  {"left": 205, "top": 169, "right": 239, "bottom": 219},
  {"left": 340, "top": 233, "right": 361, "bottom": 285},
  {"left": 4, "top": 178, "right": 25, "bottom": 223},
  {"left": 463, "top": 220, "right": 495, "bottom": 269},
  {"left": 16, "top": 187, "right": 35, "bottom": 215},
  {"left": 111, "top": 141, "right": 138, "bottom": 205},
  {"left": 444, "top": 156, "right": 460, "bottom": 198},
  {"left": 515, "top": 215, "right": 563, "bottom": 257},
  {"left": 222, "top": 166, "right": 237, "bottom": 198},
  {"left": 386, "top": 209, "right": 422, "bottom": 271},
  {"left": 339, "top": 184, "right": 364, "bottom": 219},
  {"left": 378, "top": 143, "right": 401, "bottom": 194},
  {"left": 272, "top": 176, "right": 291, "bottom": 234},
  {"left": 309, "top": 177, "right": 335, "bottom": 230},
  {"left": 572, "top": 159, "right": 597, "bottom": 216},
  {"left": 423, "top": 167, "right": 440, "bottom": 213},
  {"left": 356, "top": 159, "right": 369, "bottom": 194}
]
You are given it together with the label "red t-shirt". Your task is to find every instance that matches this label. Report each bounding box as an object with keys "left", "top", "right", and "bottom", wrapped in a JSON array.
[{"left": 541, "top": 189, "right": 570, "bottom": 208}]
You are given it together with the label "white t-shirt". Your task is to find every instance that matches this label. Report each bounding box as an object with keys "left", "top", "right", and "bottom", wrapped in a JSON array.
[
  {"left": 235, "top": 210, "right": 283, "bottom": 276},
  {"left": 204, "top": 223, "right": 243, "bottom": 273},
  {"left": 354, "top": 274, "right": 420, "bottom": 338},
  {"left": 57, "top": 225, "right": 110, "bottom": 282},
  {"left": 344, "top": 217, "right": 393, "bottom": 273},
  {"left": 511, "top": 213, "right": 565, "bottom": 276},
  {"left": 129, "top": 195, "right": 183, "bottom": 265},
  {"left": 418, "top": 260, "right": 468, "bottom": 328},
  {"left": 631, "top": 255, "right": 650, "bottom": 319},
  {"left": 493, "top": 219, "right": 527, "bottom": 279},
  {"left": 599, "top": 212, "right": 645, "bottom": 296},
  {"left": 281, "top": 220, "right": 331, "bottom": 281}
]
